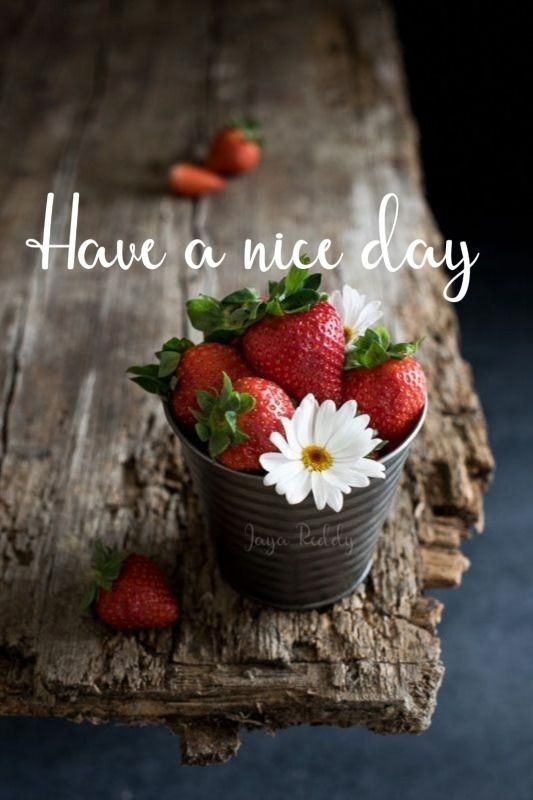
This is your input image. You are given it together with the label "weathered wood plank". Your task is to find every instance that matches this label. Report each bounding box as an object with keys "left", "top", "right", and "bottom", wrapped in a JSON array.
[{"left": 0, "top": 0, "right": 493, "bottom": 765}]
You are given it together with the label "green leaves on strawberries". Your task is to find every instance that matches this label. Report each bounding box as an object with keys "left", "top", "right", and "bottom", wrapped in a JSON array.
[
  {"left": 186, "top": 259, "right": 326, "bottom": 342},
  {"left": 193, "top": 373, "right": 255, "bottom": 458},
  {"left": 265, "top": 258, "right": 325, "bottom": 316},
  {"left": 345, "top": 326, "right": 424, "bottom": 369},
  {"left": 81, "top": 540, "right": 127, "bottom": 614},
  {"left": 186, "top": 288, "right": 263, "bottom": 344},
  {"left": 127, "top": 337, "right": 193, "bottom": 397}
]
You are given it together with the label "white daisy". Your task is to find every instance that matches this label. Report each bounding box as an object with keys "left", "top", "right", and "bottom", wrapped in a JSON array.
[
  {"left": 259, "top": 394, "right": 385, "bottom": 513},
  {"left": 329, "top": 285, "right": 383, "bottom": 351}
]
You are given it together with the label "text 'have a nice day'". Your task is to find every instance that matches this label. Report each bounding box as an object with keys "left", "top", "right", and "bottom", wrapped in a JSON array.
[{"left": 25, "top": 192, "right": 478, "bottom": 302}]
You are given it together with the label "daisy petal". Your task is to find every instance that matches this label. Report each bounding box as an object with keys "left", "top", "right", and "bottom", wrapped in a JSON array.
[
  {"left": 326, "top": 486, "right": 344, "bottom": 512},
  {"left": 259, "top": 452, "right": 290, "bottom": 471},
  {"left": 353, "top": 457, "right": 386, "bottom": 479},
  {"left": 284, "top": 469, "right": 312, "bottom": 505},
  {"left": 281, "top": 415, "right": 300, "bottom": 452},
  {"left": 270, "top": 431, "right": 299, "bottom": 459},
  {"left": 311, "top": 471, "right": 328, "bottom": 510},
  {"left": 356, "top": 300, "right": 382, "bottom": 334},
  {"left": 293, "top": 394, "right": 316, "bottom": 447},
  {"left": 329, "top": 289, "right": 344, "bottom": 319},
  {"left": 330, "top": 286, "right": 383, "bottom": 350},
  {"left": 327, "top": 466, "right": 371, "bottom": 488},
  {"left": 328, "top": 424, "right": 374, "bottom": 458},
  {"left": 263, "top": 459, "right": 305, "bottom": 487},
  {"left": 322, "top": 470, "right": 351, "bottom": 493},
  {"left": 313, "top": 399, "right": 336, "bottom": 446}
]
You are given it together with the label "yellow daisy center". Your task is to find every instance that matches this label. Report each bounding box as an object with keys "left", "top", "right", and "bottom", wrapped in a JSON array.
[
  {"left": 343, "top": 325, "right": 354, "bottom": 344},
  {"left": 301, "top": 445, "right": 333, "bottom": 472}
]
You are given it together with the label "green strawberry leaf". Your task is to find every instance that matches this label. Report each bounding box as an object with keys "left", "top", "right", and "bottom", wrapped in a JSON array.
[
  {"left": 224, "top": 409, "right": 238, "bottom": 432},
  {"left": 128, "top": 337, "right": 193, "bottom": 398},
  {"left": 221, "top": 287, "right": 260, "bottom": 305},
  {"left": 281, "top": 288, "right": 321, "bottom": 312},
  {"left": 230, "top": 117, "right": 263, "bottom": 144},
  {"left": 195, "top": 421, "right": 210, "bottom": 442},
  {"left": 196, "top": 390, "right": 215, "bottom": 412},
  {"left": 389, "top": 336, "right": 425, "bottom": 358},
  {"left": 371, "top": 325, "right": 391, "bottom": 350},
  {"left": 157, "top": 349, "right": 182, "bottom": 377},
  {"left": 81, "top": 541, "right": 128, "bottom": 616},
  {"left": 209, "top": 431, "right": 231, "bottom": 459},
  {"left": 193, "top": 372, "right": 255, "bottom": 459},
  {"left": 239, "top": 394, "right": 255, "bottom": 413},
  {"left": 127, "top": 364, "right": 160, "bottom": 378},
  {"left": 303, "top": 273, "right": 322, "bottom": 291},
  {"left": 345, "top": 327, "right": 424, "bottom": 370},
  {"left": 284, "top": 263, "right": 308, "bottom": 294},
  {"left": 162, "top": 337, "right": 192, "bottom": 353},
  {"left": 186, "top": 296, "right": 224, "bottom": 332},
  {"left": 264, "top": 256, "right": 322, "bottom": 317},
  {"left": 268, "top": 279, "right": 283, "bottom": 299},
  {"left": 204, "top": 328, "right": 240, "bottom": 344},
  {"left": 265, "top": 298, "right": 283, "bottom": 316},
  {"left": 129, "top": 375, "right": 166, "bottom": 394},
  {"left": 188, "top": 289, "right": 265, "bottom": 339}
]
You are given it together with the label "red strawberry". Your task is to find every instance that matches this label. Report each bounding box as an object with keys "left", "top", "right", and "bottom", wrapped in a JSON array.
[
  {"left": 206, "top": 120, "right": 262, "bottom": 175},
  {"left": 185, "top": 265, "right": 345, "bottom": 405},
  {"left": 242, "top": 301, "right": 345, "bottom": 404},
  {"left": 171, "top": 342, "right": 251, "bottom": 427},
  {"left": 169, "top": 162, "right": 226, "bottom": 197},
  {"left": 342, "top": 327, "right": 426, "bottom": 450},
  {"left": 128, "top": 339, "right": 252, "bottom": 427},
  {"left": 84, "top": 542, "right": 179, "bottom": 631},
  {"left": 194, "top": 374, "right": 294, "bottom": 471}
]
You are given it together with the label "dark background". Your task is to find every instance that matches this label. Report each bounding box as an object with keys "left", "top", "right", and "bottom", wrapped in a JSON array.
[{"left": 1, "top": 4, "right": 532, "bottom": 798}]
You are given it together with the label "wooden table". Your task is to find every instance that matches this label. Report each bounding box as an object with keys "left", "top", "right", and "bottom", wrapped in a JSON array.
[{"left": 0, "top": 0, "right": 493, "bottom": 764}]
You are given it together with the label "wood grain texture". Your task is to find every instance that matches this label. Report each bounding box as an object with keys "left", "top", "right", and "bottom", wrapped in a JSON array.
[{"left": 0, "top": 0, "right": 493, "bottom": 764}]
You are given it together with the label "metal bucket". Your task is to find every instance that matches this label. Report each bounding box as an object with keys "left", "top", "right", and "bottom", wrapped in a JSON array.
[{"left": 165, "top": 402, "right": 426, "bottom": 610}]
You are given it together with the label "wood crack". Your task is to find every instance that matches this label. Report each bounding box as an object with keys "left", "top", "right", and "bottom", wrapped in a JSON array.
[{"left": 0, "top": 303, "right": 26, "bottom": 475}]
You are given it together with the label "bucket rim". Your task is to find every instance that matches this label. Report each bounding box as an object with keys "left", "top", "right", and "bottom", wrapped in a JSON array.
[{"left": 163, "top": 396, "right": 428, "bottom": 482}]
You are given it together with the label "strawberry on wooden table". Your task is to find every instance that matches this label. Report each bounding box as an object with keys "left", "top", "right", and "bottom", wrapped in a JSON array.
[
  {"left": 168, "top": 162, "right": 226, "bottom": 197},
  {"left": 194, "top": 373, "right": 294, "bottom": 471},
  {"left": 342, "top": 326, "right": 426, "bottom": 451},
  {"left": 206, "top": 119, "right": 262, "bottom": 175},
  {"left": 83, "top": 542, "right": 179, "bottom": 631},
  {"left": 128, "top": 339, "right": 252, "bottom": 427},
  {"left": 186, "top": 264, "right": 345, "bottom": 405}
]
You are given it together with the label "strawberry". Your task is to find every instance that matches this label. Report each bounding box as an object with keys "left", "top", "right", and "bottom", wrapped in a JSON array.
[
  {"left": 171, "top": 343, "right": 252, "bottom": 426},
  {"left": 185, "top": 264, "right": 345, "bottom": 405},
  {"left": 168, "top": 162, "right": 226, "bottom": 197},
  {"left": 194, "top": 374, "right": 294, "bottom": 471},
  {"left": 206, "top": 119, "right": 262, "bottom": 175},
  {"left": 342, "top": 327, "right": 426, "bottom": 450},
  {"left": 128, "top": 339, "right": 252, "bottom": 427},
  {"left": 83, "top": 542, "right": 179, "bottom": 631},
  {"left": 242, "top": 300, "right": 344, "bottom": 405}
]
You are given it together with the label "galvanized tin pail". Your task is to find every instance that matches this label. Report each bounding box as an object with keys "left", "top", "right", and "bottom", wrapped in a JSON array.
[{"left": 165, "top": 402, "right": 426, "bottom": 610}]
